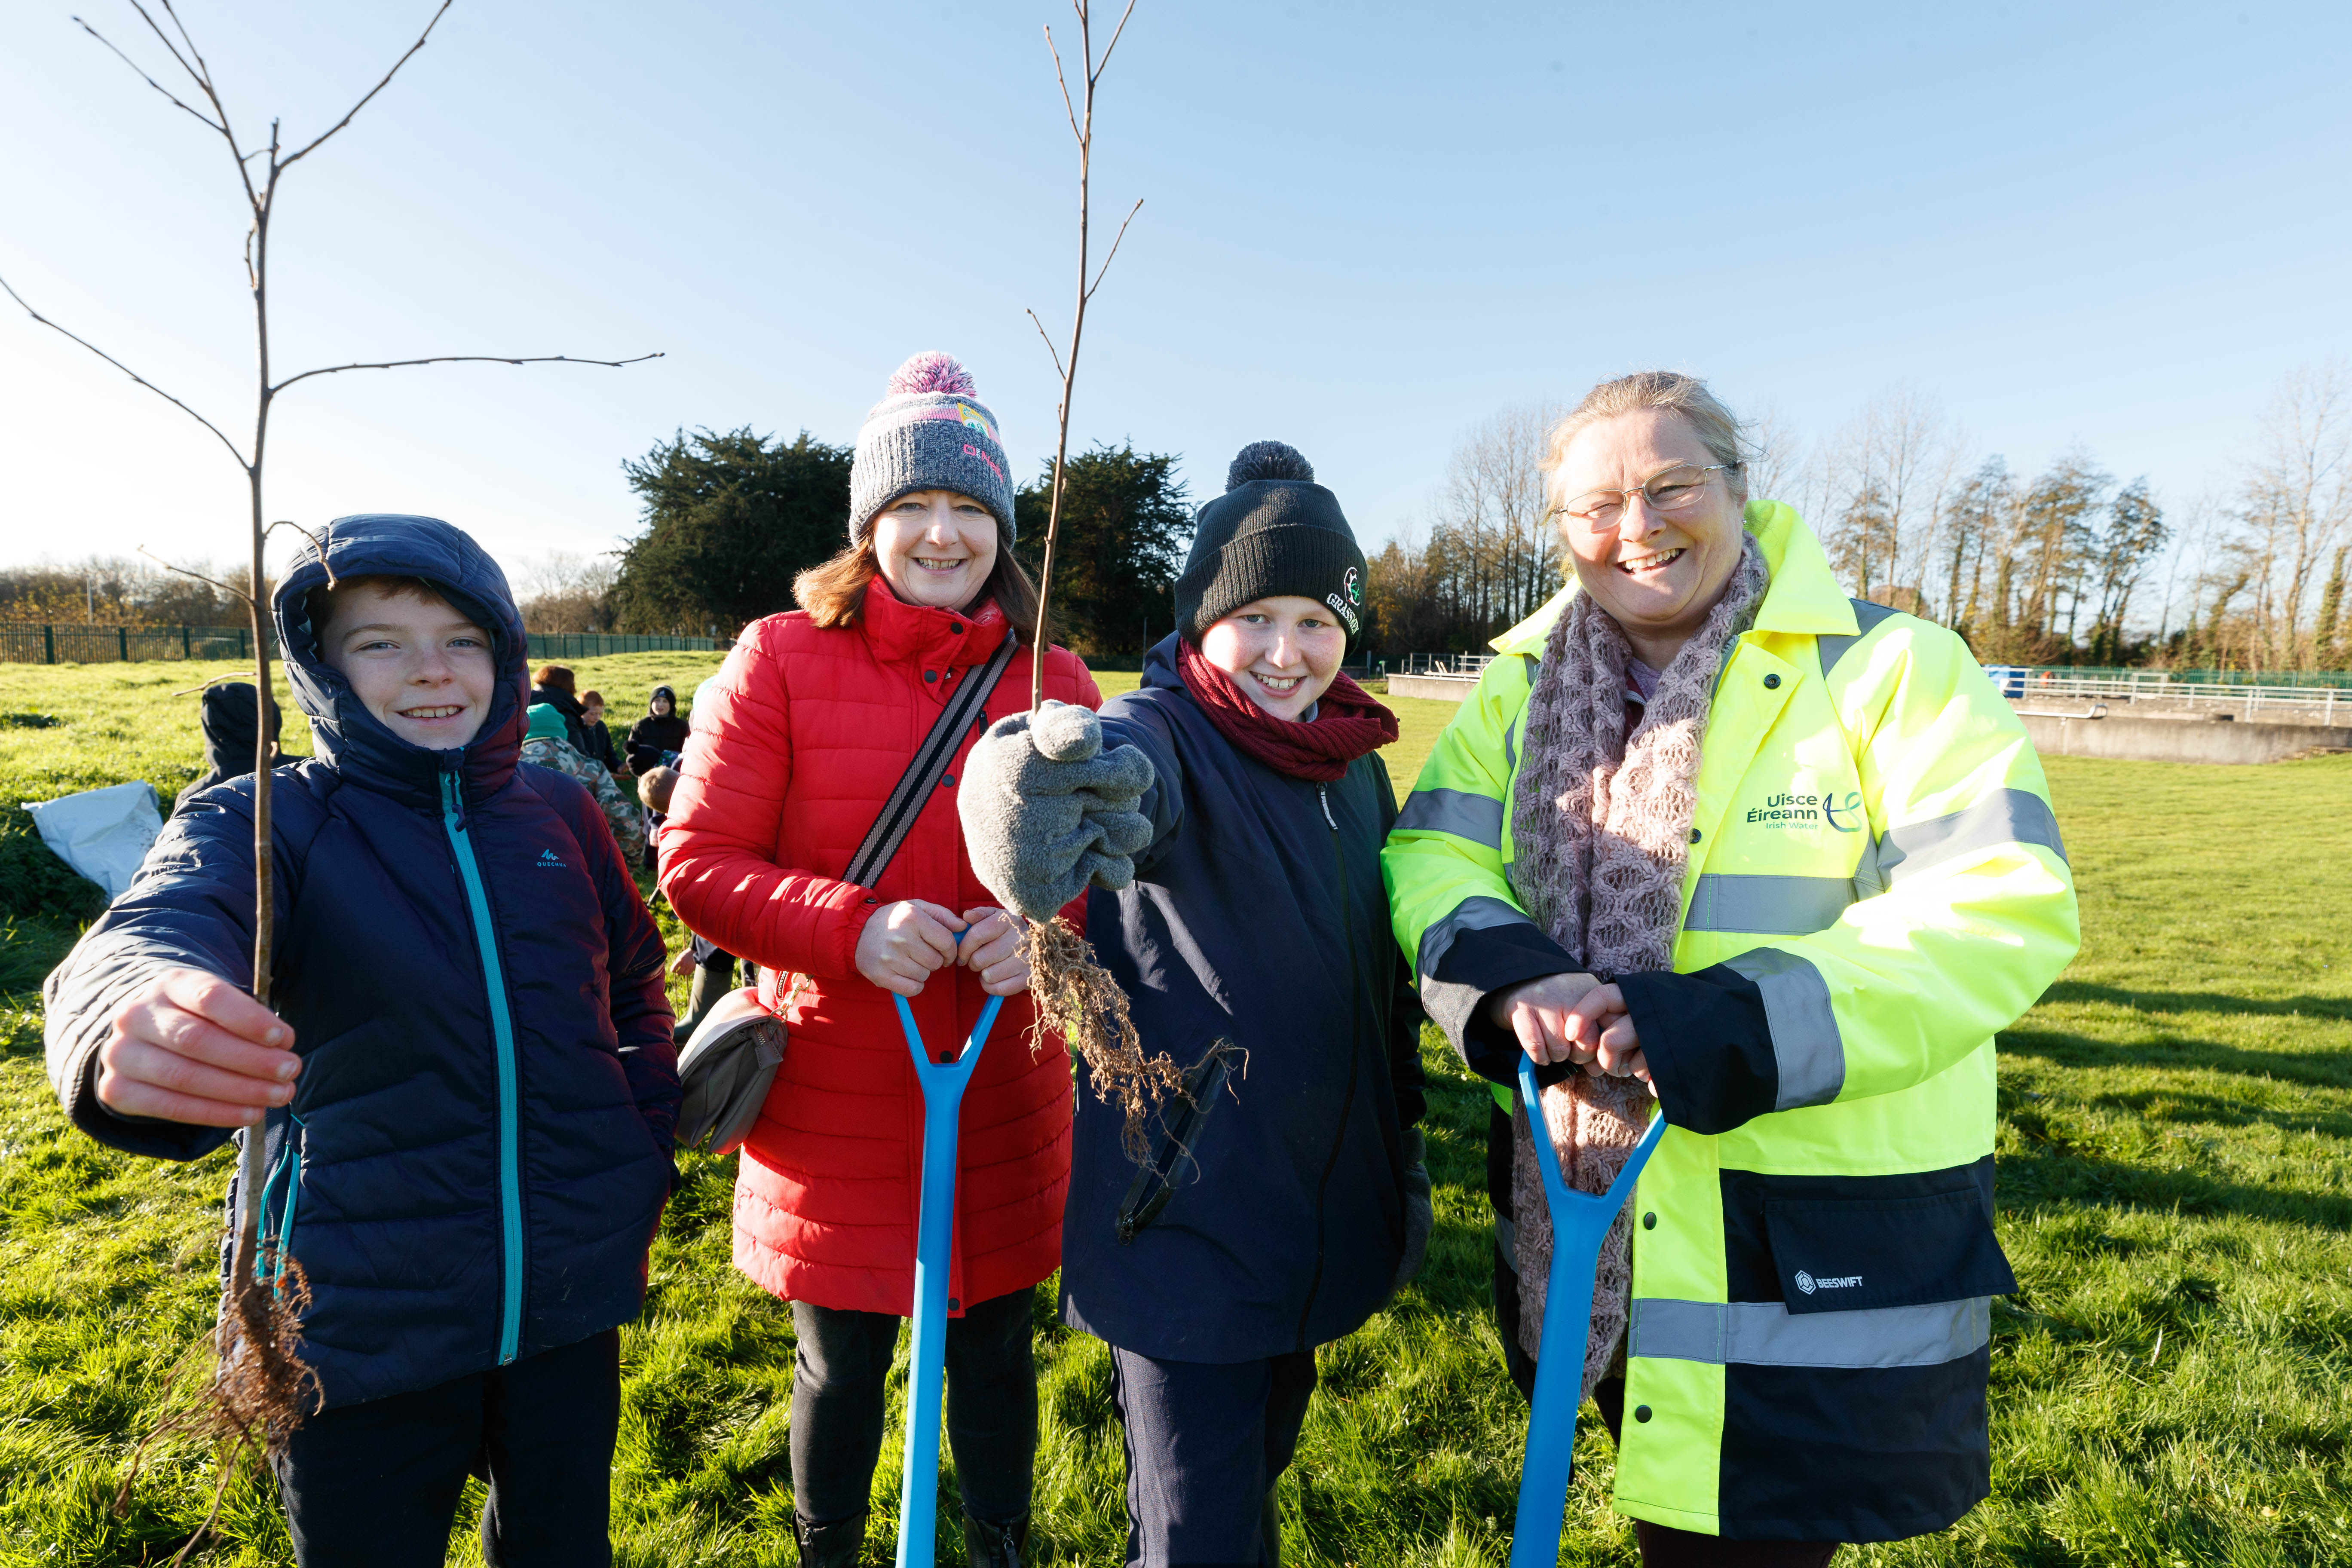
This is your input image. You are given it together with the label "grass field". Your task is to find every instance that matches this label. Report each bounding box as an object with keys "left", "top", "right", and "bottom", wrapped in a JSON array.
[{"left": 2, "top": 658, "right": 2347, "bottom": 1565}]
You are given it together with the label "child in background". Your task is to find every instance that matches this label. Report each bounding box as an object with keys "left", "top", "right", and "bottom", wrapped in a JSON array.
[
  {"left": 521, "top": 703, "right": 646, "bottom": 862},
  {"left": 172, "top": 679, "right": 283, "bottom": 817},
  {"left": 638, "top": 763, "right": 680, "bottom": 874},
  {"left": 529, "top": 662, "right": 589, "bottom": 749},
  {"left": 579, "top": 689, "right": 625, "bottom": 778},
  {"left": 43, "top": 514, "right": 678, "bottom": 1568},
  {"left": 626, "top": 684, "right": 690, "bottom": 775}
]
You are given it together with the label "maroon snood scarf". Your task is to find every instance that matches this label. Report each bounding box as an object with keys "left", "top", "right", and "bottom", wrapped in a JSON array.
[{"left": 1175, "top": 635, "right": 1399, "bottom": 782}]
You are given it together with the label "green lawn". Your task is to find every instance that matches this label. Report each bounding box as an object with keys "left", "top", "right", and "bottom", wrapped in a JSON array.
[{"left": 3, "top": 661, "right": 2347, "bottom": 1565}]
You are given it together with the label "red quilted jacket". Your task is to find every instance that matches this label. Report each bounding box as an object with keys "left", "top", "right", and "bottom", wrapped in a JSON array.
[{"left": 660, "top": 584, "right": 1099, "bottom": 1317}]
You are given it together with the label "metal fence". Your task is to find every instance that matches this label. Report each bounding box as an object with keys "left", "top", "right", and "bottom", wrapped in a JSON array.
[
  {"left": 0, "top": 623, "right": 269, "bottom": 664},
  {"left": 1991, "top": 668, "right": 2346, "bottom": 726},
  {"left": 1393, "top": 652, "right": 1496, "bottom": 678},
  {"left": 1, "top": 623, "right": 719, "bottom": 665},
  {"left": 2012, "top": 664, "right": 2352, "bottom": 689},
  {"left": 521, "top": 632, "right": 720, "bottom": 658}
]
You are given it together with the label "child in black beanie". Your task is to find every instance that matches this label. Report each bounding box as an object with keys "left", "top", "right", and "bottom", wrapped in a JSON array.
[{"left": 961, "top": 442, "right": 1429, "bottom": 1567}]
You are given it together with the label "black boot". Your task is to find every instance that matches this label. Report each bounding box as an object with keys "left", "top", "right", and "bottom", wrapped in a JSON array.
[
  {"left": 794, "top": 1510, "right": 866, "bottom": 1568},
  {"left": 961, "top": 1510, "right": 1029, "bottom": 1568}
]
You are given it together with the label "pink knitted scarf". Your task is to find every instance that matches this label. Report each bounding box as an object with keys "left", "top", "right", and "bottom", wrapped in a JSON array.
[{"left": 1505, "top": 533, "right": 1769, "bottom": 1397}]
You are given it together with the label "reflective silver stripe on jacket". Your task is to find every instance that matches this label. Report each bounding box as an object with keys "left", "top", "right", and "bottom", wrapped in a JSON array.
[
  {"left": 1415, "top": 894, "right": 1540, "bottom": 1047},
  {"left": 1877, "top": 787, "right": 2067, "bottom": 887},
  {"left": 1816, "top": 599, "right": 1902, "bottom": 679},
  {"left": 1684, "top": 873, "right": 1854, "bottom": 934},
  {"left": 1629, "top": 1295, "right": 1990, "bottom": 1369},
  {"left": 1395, "top": 787, "right": 1505, "bottom": 849},
  {"left": 1724, "top": 946, "right": 1844, "bottom": 1109}
]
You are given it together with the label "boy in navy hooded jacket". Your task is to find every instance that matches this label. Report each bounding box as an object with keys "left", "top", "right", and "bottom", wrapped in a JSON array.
[{"left": 43, "top": 514, "right": 679, "bottom": 1567}]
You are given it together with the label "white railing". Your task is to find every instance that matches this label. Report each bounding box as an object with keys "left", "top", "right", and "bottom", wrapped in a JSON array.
[
  {"left": 1993, "top": 670, "right": 2344, "bottom": 727},
  {"left": 1396, "top": 652, "right": 1495, "bottom": 678}
]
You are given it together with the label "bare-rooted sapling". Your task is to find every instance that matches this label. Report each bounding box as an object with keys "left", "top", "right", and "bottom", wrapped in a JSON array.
[
  {"left": 1011, "top": 0, "right": 1176, "bottom": 1154},
  {"left": 0, "top": 2, "right": 658, "bottom": 1553}
]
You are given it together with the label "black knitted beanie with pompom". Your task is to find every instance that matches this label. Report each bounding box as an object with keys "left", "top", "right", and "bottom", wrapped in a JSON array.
[{"left": 1174, "top": 440, "right": 1367, "bottom": 646}]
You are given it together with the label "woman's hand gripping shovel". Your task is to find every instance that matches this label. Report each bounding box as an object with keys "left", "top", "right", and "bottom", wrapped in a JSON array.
[
  {"left": 888, "top": 928, "right": 1006, "bottom": 1568},
  {"left": 1509, "top": 1055, "right": 1668, "bottom": 1568}
]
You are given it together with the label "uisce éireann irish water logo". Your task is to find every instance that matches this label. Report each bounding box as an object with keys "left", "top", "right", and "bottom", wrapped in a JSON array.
[{"left": 1745, "top": 784, "right": 1863, "bottom": 833}]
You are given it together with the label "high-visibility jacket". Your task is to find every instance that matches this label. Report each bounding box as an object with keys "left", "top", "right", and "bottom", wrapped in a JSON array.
[{"left": 1382, "top": 502, "right": 2079, "bottom": 1543}]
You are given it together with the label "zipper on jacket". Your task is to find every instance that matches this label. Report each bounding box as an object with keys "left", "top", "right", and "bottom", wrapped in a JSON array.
[
  {"left": 440, "top": 764, "right": 527, "bottom": 1365},
  {"left": 254, "top": 1111, "right": 307, "bottom": 1295},
  {"left": 1296, "top": 781, "right": 1367, "bottom": 1351}
]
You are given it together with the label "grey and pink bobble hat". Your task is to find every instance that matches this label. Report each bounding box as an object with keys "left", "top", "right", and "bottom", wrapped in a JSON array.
[{"left": 848, "top": 352, "right": 1018, "bottom": 545}]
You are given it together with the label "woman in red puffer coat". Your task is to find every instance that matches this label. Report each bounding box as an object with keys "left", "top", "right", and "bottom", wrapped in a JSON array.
[{"left": 660, "top": 353, "right": 1096, "bottom": 1568}]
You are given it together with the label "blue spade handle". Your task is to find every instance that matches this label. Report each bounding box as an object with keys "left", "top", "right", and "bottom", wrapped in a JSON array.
[
  {"left": 891, "top": 983, "right": 1004, "bottom": 1568},
  {"left": 1509, "top": 1056, "right": 1667, "bottom": 1568}
]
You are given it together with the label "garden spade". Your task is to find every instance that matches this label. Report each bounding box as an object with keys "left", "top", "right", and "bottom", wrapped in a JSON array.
[
  {"left": 1510, "top": 1055, "right": 1668, "bottom": 1568},
  {"left": 890, "top": 983, "right": 1005, "bottom": 1568}
]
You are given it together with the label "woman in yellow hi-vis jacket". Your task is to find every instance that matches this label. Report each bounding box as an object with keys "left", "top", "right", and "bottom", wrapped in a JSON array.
[{"left": 1382, "top": 372, "right": 2079, "bottom": 1565}]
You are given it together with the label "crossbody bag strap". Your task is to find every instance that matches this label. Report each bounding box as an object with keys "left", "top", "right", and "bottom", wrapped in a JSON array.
[{"left": 842, "top": 631, "right": 1020, "bottom": 891}]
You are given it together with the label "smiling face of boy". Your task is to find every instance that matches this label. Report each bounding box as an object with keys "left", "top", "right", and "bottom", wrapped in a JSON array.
[{"left": 314, "top": 579, "right": 499, "bottom": 749}]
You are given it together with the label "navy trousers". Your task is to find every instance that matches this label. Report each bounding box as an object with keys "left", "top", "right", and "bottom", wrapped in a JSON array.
[
  {"left": 1108, "top": 1345, "right": 1318, "bottom": 1568},
  {"left": 271, "top": 1328, "right": 619, "bottom": 1568}
]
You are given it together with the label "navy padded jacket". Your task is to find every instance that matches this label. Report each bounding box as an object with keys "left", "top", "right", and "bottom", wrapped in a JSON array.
[
  {"left": 43, "top": 514, "right": 680, "bottom": 1410},
  {"left": 1060, "top": 636, "right": 1426, "bottom": 1363}
]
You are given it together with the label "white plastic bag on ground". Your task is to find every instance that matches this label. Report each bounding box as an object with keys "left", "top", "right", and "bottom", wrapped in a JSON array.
[{"left": 21, "top": 781, "right": 165, "bottom": 902}]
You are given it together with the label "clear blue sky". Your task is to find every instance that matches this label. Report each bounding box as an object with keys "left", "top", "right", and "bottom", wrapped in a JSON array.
[{"left": 2, "top": 0, "right": 2347, "bottom": 588}]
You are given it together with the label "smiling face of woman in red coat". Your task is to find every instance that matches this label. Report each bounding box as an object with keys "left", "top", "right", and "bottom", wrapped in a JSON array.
[{"left": 871, "top": 490, "right": 999, "bottom": 611}]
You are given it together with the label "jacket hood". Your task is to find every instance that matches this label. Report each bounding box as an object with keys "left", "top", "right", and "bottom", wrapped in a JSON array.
[
  {"left": 647, "top": 685, "right": 677, "bottom": 716},
  {"left": 1140, "top": 632, "right": 1188, "bottom": 696},
  {"left": 272, "top": 514, "right": 528, "bottom": 808},
  {"left": 197, "top": 681, "right": 281, "bottom": 778},
  {"left": 1489, "top": 499, "right": 1859, "bottom": 657}
]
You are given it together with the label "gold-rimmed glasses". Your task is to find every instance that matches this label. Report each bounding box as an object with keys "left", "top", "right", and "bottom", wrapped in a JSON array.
[{"left": 1553, "top": 463, "right": 1741, "bottom": 530}]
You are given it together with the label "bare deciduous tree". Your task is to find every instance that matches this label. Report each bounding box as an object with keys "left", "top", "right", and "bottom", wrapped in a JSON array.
[
  {"left": 518, "top": 549, "right": 621, "bottom": 633},
  {"left": 0, "top": 2, "right": 657, "bottom": 1549},
  {"left": 1819, "top": 386, "right": 1953, "bottom": 608},
  {"left": 1024, "top": 0, "right": 1142, "bottom": 712},
  {"left": 1011, "top": 0, "right": 1182, "bottom": 1191},
  {"left": 1437, "top": 401, "right": 1562, "bottom": 632},
  {"left": 1741, "top": 400, "right": 1814, "bottom": 516},
  {"left": 2236, "top": 364, "right": 2351, "bottom": 669}
]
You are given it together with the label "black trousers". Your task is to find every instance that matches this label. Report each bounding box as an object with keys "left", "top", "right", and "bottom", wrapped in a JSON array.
[
  {"left": 1492, "top": 1239, "right": 1836, "bottom": 1567},
  {"left": 676, "top": 952, "right": 740, "bottom": 1044},
  {"left": 788, "top": 1286, "right": 1038, "bottom": 1528},
  {"left": 1108, "top": 1344, "right": 1318, "bottom": 1568},
  {"left": 271, "top": 1328, "right": 620, "bottom": 1568}
]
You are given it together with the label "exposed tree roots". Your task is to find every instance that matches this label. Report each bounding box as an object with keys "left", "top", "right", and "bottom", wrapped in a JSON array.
[
  {"left": 114, "top": 1245, "right": 322, "bottom": 1565},
  {"left": 1019, "top": 915, "right": 1182, "bottom": 1161}
]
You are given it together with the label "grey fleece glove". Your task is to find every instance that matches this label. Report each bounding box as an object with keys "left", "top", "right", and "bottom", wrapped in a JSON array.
[
  {"left": 957, "top": 701, "right": 1155, "bottom": 921},
  {"left": 1392, "top": 1127, "right": 1433, "bottom": 1295}
]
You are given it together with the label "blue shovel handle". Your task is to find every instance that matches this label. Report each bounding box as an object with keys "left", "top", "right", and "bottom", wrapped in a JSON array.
[
  {"left": 1509, "top": 1056, "right": 1667, "bottom": 1568},
  {"left": 891, "top": 975, "right": 1004, "bottom": 1568}
]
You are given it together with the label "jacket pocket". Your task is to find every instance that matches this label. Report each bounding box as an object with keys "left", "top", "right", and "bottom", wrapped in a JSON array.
[
  {"left": 1764, "top": 1187, "right": 2017, "bottom": 1314},
  {"left": 1115, "top": 1038, "right": 1240, "bottom": 1245}
]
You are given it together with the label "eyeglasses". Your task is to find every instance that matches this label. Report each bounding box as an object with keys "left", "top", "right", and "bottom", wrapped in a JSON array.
[{"left": 1553, "top": 463, "right": 1741, "bottom": 530}]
